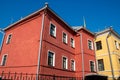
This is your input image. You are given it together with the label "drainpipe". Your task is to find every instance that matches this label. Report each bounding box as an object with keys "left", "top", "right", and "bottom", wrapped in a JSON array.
[
  {"left": 36, "top": 10, "right": 45, "bottom": 80},
  {"left": 106, "top": 29, "right": 115, "bottom": 80},
  {"left": 77, "top": 32, "right": 85, "bottom": 80},
  {"left": 94, "top": 37, "right": 98, "bottom": 73}
]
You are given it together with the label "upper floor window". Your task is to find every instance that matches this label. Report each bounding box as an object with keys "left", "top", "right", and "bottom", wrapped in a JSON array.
[
  {"left": 1, "top": 54, "right": 8, "bottom": 66},
  {"left": 88, "top": 40, "right": 93, "bottom": 50},
  {"left": 6, "top": 34, "right": 12, "bottom": 44},
  {"left": 90, "top": 61, "right": 95, "bottom": 72},
  {"left": 63, "top": 32, "right": 68, "bottom": 44},
  {"left": 118, "top": 59, "right": 120, "bottom": 64},
  {"left": 96, "top": 41, "right": 102, "bottom": 50},
  {"left": 115, "top": 40, "right": 119, "bottom": 49},
  {"left": 70, "top": 38, "right": 75, "bottom": 48},
  {"left": 71, "top": 60, "right": 75, "bottom": 71},
  {"left": 98, "top": 59, "right": 104, "bottom": 71},
  {"left": 48, "top": 51, "right": 55, "bottom": 67},
  {"left": 50, "top": 23, "right": 56, "bottom": 37},
  {"left": 62, "top": 56, "right": 68, "bottom": 69}
]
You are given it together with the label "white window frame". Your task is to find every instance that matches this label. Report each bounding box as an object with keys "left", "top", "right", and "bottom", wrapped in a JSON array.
[
  {"left": 115, "top": 40, "right": 119, "bottom": 49},
  {"left": 1, "top": 54, "right": 8, "bottom": 66},
  {"left": 89, "top": 60, "right": 95, "bottom": 72},
  {"left": 88, "top": 39, "right": 93, "bottom": 50},
  {"left": 47, "top": 50, "right": 55, "bottom": 67},
  {"left": 49, "top": 22, "right": 56, "bottom": 37},
  {"left": 70, "top": 38, "right": 75, "bottom": 48},
  {"left": 71, "top": 59, "right": 75, "bottom": 71},
  {"left": 62, "top": 56, "right": 68, "bottom": 69},
  {"left": 6, "top": 34, "right": 12, "bottom": 44},
  {"left": 62, "top": 32, "right": 68, "bottom": 44}
]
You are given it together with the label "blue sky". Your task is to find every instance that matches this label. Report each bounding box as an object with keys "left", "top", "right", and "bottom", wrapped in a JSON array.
[{"left": 0, "top": 0, "right": 120, "bottom": 45}]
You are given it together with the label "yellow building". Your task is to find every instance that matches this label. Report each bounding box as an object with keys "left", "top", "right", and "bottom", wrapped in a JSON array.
[{"left": 95, "top": 28, "right": 120, "bottom": 80}]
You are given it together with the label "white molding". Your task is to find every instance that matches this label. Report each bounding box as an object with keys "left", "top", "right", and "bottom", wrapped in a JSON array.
[
  {"left": 6, "top": 33, "right": 12, "bottom": 44},
  {"left": 49, "top": 22, "right": 57, "bottom": 37},
  {"left": 62, "top": 56, "right": 68, "bottom": 69},
  {"left": 62, "top": 32, "right": 68, "bottom": 44},
  {"left": 1, "top": 54, "right": 8, "bottom": 66},
  {"left": 47, "top": 50, "right": 55, "bottom": 67},
  {"left": 89, "top": 60, "right": 96, "bottom": 72},
  {"left": 70, "top": 59, "right": 75, "bottom": 71}
]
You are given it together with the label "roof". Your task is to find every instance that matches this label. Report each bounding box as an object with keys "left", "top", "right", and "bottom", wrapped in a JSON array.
[
  {"left": 95, "top": 27, "right": 120, "bottom": 39},
  {"left": 72, "top": 26, "right": 95, "bottom": 36},
  {"left": 4, "top": 3, "right": 75, "bottom": 32}
]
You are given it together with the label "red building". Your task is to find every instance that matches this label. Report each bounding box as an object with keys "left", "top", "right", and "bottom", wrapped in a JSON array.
[{"left": 0, "top": 4, "right": 96, "bottom": 80}]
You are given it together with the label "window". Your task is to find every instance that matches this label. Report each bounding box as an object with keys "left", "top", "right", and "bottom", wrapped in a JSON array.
[
  {"left": 71, "top": 60, "right": 75, "bottom": 71},
  {"left": 1, "top": 55, "right": 7, "bottom": 66},
  {"left": 48, "top": 51, "right": 55, "bottom": 66},
  {"left": 50, "top": 23, "right": 56, "bottom": 37},
  {"left": 90, "top": 61, "right": 95, "bottom": 72},
  {"left": 115, "top": 40, "right": 119, "bottom": 49},
  {"left": 98, "top": 59, "right": 104, "bottom": 71},
  {"left": 88, "top": 40, "right": 93, "bottom": 50},
  {"left": 62, "top": 57, "right": 68, "bottom": 69},
  {"left": 6, "top": 34, "right": 12, "bottom": 44},
  {"left": 63, "top": 32, "right": 67, "bottom": 44},
  {"left": 71, "top": 38, "right": 75, "bottom": 48},
  {"left": 96, "top": 41, "right": 102, "bottom": 50},
  {"left": 118, "top": 59, "right": 120, "bottom": 64}
]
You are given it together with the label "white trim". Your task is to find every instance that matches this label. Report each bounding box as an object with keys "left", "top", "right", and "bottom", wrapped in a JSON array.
[
  {"left": 70, "top": 37, "right": 75, "bottom": 48},
  {"left": 62, "top": 32, "right": 68, "bottom": 44},
  {"left": 1, "top": 54, "right": 8, "bottom": 66},
  {"left": 49, "top": 22, "right": 56, "bottom": 37},
  {"left": 89, "top": 60, "right": 96, "bottom": 72},
  {"left": 70, "top": 59, "right": 75, "bottom": 71},
  {"left": 62, "top": 56, "right": 68, "bottom": 69},
  {"left": 87, "top": 39, "right": 94, "bottom": 50},
  {"left": 6, "top": 33, "right": 12, "bottom": 44},
  {"left": 47, "top": 50, "right": 55, "bottom": 67}
]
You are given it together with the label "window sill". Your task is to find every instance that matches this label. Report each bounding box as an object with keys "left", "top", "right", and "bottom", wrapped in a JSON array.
[{"left": 50, "top": 34, "right": 56, "bottom": 39}]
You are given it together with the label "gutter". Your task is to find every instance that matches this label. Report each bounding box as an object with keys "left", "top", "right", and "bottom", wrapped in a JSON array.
[
  {"left": 106, "top": 30, "right": 115, "bottom": 80},
  {"left": 36, "top": 10, "right": 45, "bottom": 80}
]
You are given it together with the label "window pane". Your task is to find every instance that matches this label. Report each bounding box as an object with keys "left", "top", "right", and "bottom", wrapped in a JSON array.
[
  {"left": 50, "top": 24, "right": 56, "bottom": 37},
  {"left": 63, "top": 57, "right": 67, "bottom": 69},
  {"left": 88, "top": 40, "right": 92, "bottom": 50},
  {"left": 96, "top": 41, "right": 102, "bottom": 50},
  {"left": 98, "top": 59, "right": 104, "bottom": 71},
  {"left": 6, "top": 34, "right": 12, "bottom": 44},
  {"left": 2, "top": 55, "right": 7, "bottom": 66},
  {"left": 48, "top": 51, "right": 54, "bottom": 66},
  {"left": 90, "top": 61, "right": 95, "bottom": 72},
  {"left": 71, "top": 60, "right": 75, "bottom": 71}
]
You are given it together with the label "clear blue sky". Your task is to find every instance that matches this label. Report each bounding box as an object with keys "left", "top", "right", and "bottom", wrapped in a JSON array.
[{"left": 0, "top": 0, "right": 120, "bottom": 45}]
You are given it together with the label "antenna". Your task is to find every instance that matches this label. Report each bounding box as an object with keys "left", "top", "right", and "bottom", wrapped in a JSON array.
[{"left": 83, "top": 16, "right": 86, "bottom": 28}]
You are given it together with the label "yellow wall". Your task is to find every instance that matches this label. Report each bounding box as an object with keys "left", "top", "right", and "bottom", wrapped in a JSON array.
[{"left": 95, "top": 32, "right": 120, "bottom": 80}]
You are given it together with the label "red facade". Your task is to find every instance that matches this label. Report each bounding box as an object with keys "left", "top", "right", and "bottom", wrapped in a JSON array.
[{"left": 0, "top": 5, "right": 96, "bottom": 79}]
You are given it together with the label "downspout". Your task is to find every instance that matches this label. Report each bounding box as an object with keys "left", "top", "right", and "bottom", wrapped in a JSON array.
[
  {"left": 106, "top": 30, "right": 115, "bottom": 80},
  {"left": 94, "top": 37, "right": 98, "bottom": 73},
  {"left": 78, "top": 32, "right": 85, "bottom": 80},
  {"left": 36, "top": 10, "right": 45, "bottom": 80}
]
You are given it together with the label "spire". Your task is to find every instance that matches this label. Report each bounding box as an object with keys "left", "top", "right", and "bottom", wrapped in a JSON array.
[
  {"left": 83, "top": 16, "right": 86, "bottom": 28},
  {"left": 45, "top": 2, "right": 48, "bottom": 7}
]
